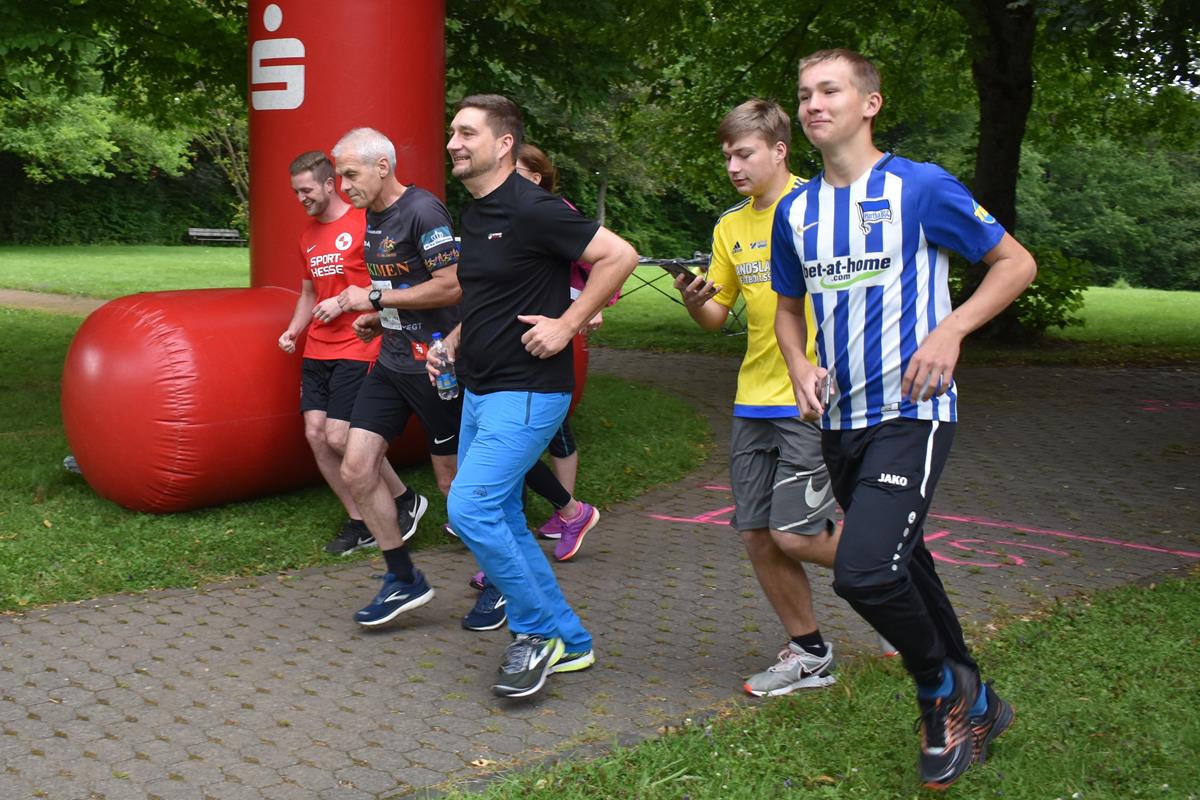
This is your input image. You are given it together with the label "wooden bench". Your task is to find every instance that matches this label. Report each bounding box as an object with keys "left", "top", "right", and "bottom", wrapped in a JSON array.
[{"left": 186, "top": 227, "right": 246, "bottom": 245}]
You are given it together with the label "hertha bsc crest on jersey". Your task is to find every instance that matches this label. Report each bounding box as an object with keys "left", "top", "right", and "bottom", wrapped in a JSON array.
[{"left": 856, "top": 198, "right": 893, "bottom": 234}]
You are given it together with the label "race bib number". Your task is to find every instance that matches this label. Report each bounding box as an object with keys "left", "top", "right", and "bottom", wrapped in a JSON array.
[{"left": 371, "top": 279, "right": 401, "bottom": 330}]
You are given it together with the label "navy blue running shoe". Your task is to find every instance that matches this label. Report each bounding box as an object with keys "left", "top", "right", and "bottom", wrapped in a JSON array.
[
  {"left": 971, "top": 681, "right": 1015, "bottom": 764},
  {"left": 916, "top": 661, "right": 979, "bottom": 790},
  {"left": 354, "top": 570, "right": 433, "bottom": 628},
  {"left": 462, "top": 581, "right": 507, "bottom": 631}
]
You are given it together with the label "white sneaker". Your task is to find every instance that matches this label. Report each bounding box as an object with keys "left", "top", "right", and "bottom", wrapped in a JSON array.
[{"left": 743, "top": 641, "right": 836, "bottom": 697}]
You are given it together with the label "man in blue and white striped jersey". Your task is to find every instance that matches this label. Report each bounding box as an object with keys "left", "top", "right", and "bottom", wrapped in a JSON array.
[{"left": 772, "top": 49, "right": 1036, "bottom": 790}]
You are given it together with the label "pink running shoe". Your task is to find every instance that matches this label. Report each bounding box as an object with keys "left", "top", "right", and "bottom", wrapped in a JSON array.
[
  {"left": 554, "top": 503, "right": 599, "bottom": 562},
  {"left": 537, "top": 513, "right": 565, "bottom": 539},
  {"left": 469, "top": 570, "right": 486, "bottom": 591}
]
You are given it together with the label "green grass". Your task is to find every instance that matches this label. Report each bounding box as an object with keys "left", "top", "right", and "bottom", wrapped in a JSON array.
[
  {"left": 1051, "top": 285, "right": 1200, "bottom": 354},
  {"left": 592, "top": 271, "right": 1200, "bottom": 365},
  {"left": 590, "top": 267, "right": 749, "bottom": 358},
  {"left": 444, "top": 573, "right": 1200, "bottom": 800},
  {"left": 2, "top": 248, "right": 1196, "bottom": 364},
  {"left": 0, "top": 245, "right": 249, "bottom": 298},
  {"left": 0, "top": 307, "right": 710, "bottom": 611}
]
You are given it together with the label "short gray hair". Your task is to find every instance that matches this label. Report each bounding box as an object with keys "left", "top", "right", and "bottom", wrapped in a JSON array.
[{"left": 332, "top": 127, "right": 396, "bottom": 174}]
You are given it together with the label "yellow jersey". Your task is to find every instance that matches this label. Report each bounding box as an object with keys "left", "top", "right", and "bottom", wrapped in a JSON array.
[{"left": 708, "top": 174, "right": 818, "bottom": 418}]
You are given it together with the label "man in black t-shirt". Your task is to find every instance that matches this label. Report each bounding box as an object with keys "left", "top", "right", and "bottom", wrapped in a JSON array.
[
  {"left": 327, "top": 127, "right": 463, "bottom": 629},
  {"left": 433, "top": 95, "right": 638, "bottom": 699}
]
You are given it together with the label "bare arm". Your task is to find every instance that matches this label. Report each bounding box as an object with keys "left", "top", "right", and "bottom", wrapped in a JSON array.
[
  {"left": 775, "top": 294, "right": 826, "bottom": 420},
  {"left": 337, "top": 264, "right": 463, "bottom": 312},
  {"left": 519, "top": 227, "right": 638, "bottom": 358},
  {"left": 901, "top": 233, "right": 1037, "bottom": 402},
  {"left": 674, "top": 272, "right": 728, "bottom": 331},
  {"left": 278, "top": 281, "right": 316, "bottom": 353},
  {"left": 561, "top": 228, "right": 638, "bottom": 332},
  {"left": 352, "top": 312, "right": 382, "bottom": 343}
]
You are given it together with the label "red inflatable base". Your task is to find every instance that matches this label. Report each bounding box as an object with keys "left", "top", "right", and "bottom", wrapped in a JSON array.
[
  {"left": 61, "top": 288, "right": 318, "bottom": 512},
  {"left": 61, "top": 288, "right": 589, "bottom": 513}
]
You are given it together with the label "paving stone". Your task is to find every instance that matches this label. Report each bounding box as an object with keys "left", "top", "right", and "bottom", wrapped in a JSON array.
[
  {"left": 317, "top": 784, "right": 375, "bottom": 800},
  {"left": 277, "top": 762, "right": 340, "bottom": 792},
  {"left": 198, "top": 781, "right": 270, "bottom": 800},
  {"left": 142, "top": 776, "right": 207, "bottom": 799}
]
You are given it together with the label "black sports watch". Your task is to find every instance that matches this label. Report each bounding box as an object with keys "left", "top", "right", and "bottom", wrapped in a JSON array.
[{"left": 368, "top": 288, "right": 383, "bottom": 311}]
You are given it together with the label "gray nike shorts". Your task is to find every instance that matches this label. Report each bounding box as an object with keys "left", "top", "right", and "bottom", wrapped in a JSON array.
[{"left": 729, "top": 416, "right": 836, "bottom": 535}]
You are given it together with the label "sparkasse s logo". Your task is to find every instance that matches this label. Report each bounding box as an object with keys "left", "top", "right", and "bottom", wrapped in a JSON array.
[{"left": 250, "top": 4, "right": 304, "bottom": 111}]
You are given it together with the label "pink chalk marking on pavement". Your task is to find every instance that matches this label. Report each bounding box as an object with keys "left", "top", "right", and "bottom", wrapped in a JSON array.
[
  {"left": 1137, "top": 399, "right": 1200, "bottom": 413},
  {"left": 927, "top": 512, "right": 1200, "bottom": 560},
  {"left": 997, "top": 540, "right": 1071, "bottom": 557},
  {"left": 648, "top": 505, "right": 736, "bottom": 525},
  {"left": 924, "top": 532, "right": 1075, "bottom": 567},
  {"left": 654, "top": 485, "right": 1200, "bottom": 561},
  {"left": 947, "top": 538, "right": 1027, "bottom": 566},
  {"left": 924, "top": 531, "right": 1012, "bottom": 568}
]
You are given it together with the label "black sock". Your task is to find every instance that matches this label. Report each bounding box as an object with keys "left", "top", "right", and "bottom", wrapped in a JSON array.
[
  {"left": 791, "top": 630, "right": 827, "bottom": 657},
  {"left": 382, "top": 546, "right": 415, "bottom": 583},
  {"left": 395, "top": 487, "right": 414, "bottom": 504}
]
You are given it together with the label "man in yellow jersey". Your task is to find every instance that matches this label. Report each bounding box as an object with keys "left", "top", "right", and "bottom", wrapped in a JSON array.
[{"left": 675, "top": 99, "right": 840, "bottom": 696}]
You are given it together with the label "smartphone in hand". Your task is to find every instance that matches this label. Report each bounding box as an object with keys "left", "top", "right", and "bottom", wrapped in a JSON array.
[
  {"left": 660, "top": 261, "right": 698, "bottom": 283},
  {"left": 819, "top": 372, "right": 835, "bottom": 408}
]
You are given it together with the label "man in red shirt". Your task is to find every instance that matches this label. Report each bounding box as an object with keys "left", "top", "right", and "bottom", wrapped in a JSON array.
[{"left": 278, "top": 151, "right": 415, "bottom": 556}]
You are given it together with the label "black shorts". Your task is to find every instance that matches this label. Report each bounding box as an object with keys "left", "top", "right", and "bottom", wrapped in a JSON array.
[
  {"left": 300, "top": 358, "right": 372, "bottom": 421},
  {"left": 350, "top": 364, "right": 463, "bottom": 455}
]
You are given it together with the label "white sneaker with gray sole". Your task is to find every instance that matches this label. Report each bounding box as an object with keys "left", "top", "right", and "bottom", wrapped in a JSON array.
[{"left": 743, "top": 641, "right": 836, "bottom": 697}]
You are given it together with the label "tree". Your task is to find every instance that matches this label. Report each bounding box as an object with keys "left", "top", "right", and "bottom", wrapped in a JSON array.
[
  {"left": 0, "top": 60, "right": 196, "bottom": 183},
  {"left": 0, "top": 0, "right": 245, "bottom": 123},
  {"left": 3, "top": 0, "right": 1196, "bottom": 313},
  {"left": 949, "top": 0, "right": 1198, "bottom": 336},
  {"left": 1, "top": 0, "right": 247, "bottom": 226}
]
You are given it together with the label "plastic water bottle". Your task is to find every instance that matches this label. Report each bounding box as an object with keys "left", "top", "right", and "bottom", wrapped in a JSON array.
[{"left": 429, "top": 332, "right": 458, "bottom": 400}]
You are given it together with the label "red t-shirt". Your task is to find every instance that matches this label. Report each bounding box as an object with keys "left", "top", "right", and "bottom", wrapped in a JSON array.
[{"left": 298, "top": 207, "right": 380, "bottom": 361}]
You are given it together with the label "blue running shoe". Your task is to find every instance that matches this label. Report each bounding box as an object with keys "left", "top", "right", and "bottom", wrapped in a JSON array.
[
  {"left": 970, "top": 681, "right": 1014, "bottom": 764},
  {"left": 916, "top": 661, "right": 979, "bottom": 790},
  {"left": 462, "top": 580, "right": 507, "bottom": 631},
  {"left": 354, "top": 570, "right": 434, "bottom": 628}
]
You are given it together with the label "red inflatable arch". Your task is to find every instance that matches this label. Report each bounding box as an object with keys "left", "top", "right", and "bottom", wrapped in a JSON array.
[{"left": 61, "top": 0, "right": 588, "bottom": 513}]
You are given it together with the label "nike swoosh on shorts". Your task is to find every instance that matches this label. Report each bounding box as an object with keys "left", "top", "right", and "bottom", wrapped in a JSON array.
[{"left": 805, "top": 477, "right": 831, "bottom": 508}]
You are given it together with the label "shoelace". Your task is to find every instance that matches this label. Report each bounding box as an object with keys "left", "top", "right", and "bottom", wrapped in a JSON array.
[
  {"left": 768, "top": 645, "right": 825, "bottom": 674},
  {"left": 915, "top": 694, "right": 968, "bottom": 753},
  {"left": 501, "top": 635, "right": 545, "bottom": 672},
  {"left": 916, "top": 698, "right": 948, "bottom": 751},
  {"left": 767, "top": 646, "right": 802, "bottom": 673},
  {"left": 474, "top": 584, "right": 503, "bottom": 612}
]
